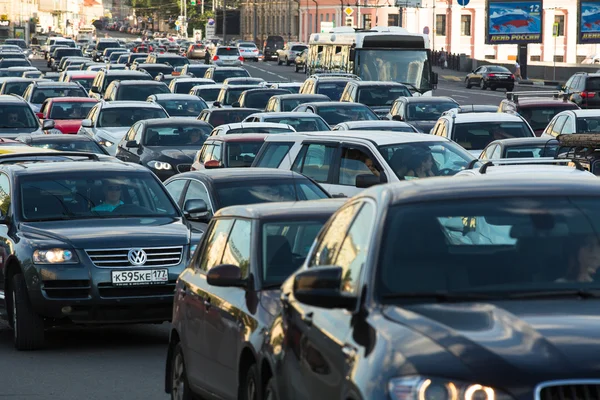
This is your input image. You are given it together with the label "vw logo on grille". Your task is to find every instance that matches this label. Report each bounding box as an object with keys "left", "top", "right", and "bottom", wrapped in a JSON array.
[{"left": 128, "top": 248, "right": 147, "bottom": 266}]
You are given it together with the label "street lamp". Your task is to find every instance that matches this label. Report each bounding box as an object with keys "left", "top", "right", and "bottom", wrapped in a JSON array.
[{"left": 311, "top": 0, "right": 317, "bottom": 33}]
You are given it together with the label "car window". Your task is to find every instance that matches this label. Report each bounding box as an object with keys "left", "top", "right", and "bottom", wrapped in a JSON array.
[
  {"left": 292, "top": 143, "right": 336, "bottom": 183},
  {"left": 453, "top": 121, "right": 533, "bottom": 150},
  {"left": 518, "top": 106, "right": 576, "bottom": 132},
  {"left": 200, "top": 144, "right": 214, "bottom": 162},
  {"left": 227, "top": 141, "right": 264, "bottom": 167},
  {"left": 221, "top": 219, "right": 251, "bottom": 277},
  {"left": 217, "top": 47, "right": 240, "bottom": 56},
  {"left": 144, "top": 125, "right": 210, "bottom": 146},
  {"left": 550, "top": 115, "right": 568, "bottom": 136},
  {"left": 576, "top": 116, "right": 600, "bottom": 133},
  {"left": 97, "top": 107, "right": 168, "bottom": 127},
  {"left": 357, "top": 86, "right": 411, "bottom": 106},
  {"left": 338, "top": 147, "right": 381, "bottom": 186},
  {"left": 406, "top": 102, "right": 459, "bottom": 121},
  {"left": 197, "top": 219, "right": 234, "bottom": 272},
  {"left": 165, "top": 179, "right": 187, "bottom": 204},
  {"left": 0, "top": 173, "right": 10, "bottom": 215},
  {"left": 49, "top": 101, "right": 96, "bottom": 119},
  {"left": 491, "top": 145, "right": 502, "bottom": 159},
  {"left": 184, "top": 181, "right": 213, "bottom": 212},
  {"left": 254, "top": 142, "right": 293, "bottom": 168}
]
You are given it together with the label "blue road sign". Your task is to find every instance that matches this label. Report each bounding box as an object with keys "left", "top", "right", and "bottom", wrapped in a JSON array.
[{"left": 457, "top": 0, "right": 469, "bottom": 6}]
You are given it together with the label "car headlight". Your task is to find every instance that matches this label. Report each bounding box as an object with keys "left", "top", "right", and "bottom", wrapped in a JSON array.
[
  {"left": 98, "top": 139, "right": 114, "bottom": 147},
  {"left": 33, "top": 249, "right": 78, "bottom": 264},
  {"left": 388, "top": 376, "right": 506, "bottom": 400},
  {"left": 147, "top": 160, "right": 172, "bottom": 170}
]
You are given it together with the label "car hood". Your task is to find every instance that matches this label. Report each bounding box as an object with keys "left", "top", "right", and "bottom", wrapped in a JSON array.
[
  {"left": 54, "top": 119, "right": 84, "bottom": 134},
  {"left": 382, "top": 300, "right": 600, "bottom": 386},
  {"left": 95, "top": 127, "right": 129, "bottom": 141},
  {"left": 148, "top": 147, "right": 199, "bottom": 163},
  {"left": 407, "top": 120, "right": 436, "bottom": 133},
  {"left": 20, "top": 217, "right": 190, "bottom": 249}
]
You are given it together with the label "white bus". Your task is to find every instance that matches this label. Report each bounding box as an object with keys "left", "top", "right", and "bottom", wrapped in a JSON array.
[
  {"left": 308, "top": 26, "right": 437, "bottom": 95},
  {"left": 77, "top": 26, "right": 96, "bottom": 43}
]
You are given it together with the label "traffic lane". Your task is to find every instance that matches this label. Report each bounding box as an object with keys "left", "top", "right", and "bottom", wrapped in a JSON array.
[
  {"left": 0, "top": 322, "right": 170, "bottom": 400},
  {"left": 244, "top": 60, "right": 304, "bottom": 83}
]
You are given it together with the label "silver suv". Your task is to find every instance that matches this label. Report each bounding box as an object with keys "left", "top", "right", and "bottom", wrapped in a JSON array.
[{"left": 211, "top": 46, "right": 243, "bottom": 67}]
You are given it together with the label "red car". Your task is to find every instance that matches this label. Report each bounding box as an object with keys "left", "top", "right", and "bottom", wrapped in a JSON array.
[
  {"left": 63, "top": 72, "right": 98, "bottom": 92},
  {"left": 38, "top": 97, "right": 99, "bottom": 134}
]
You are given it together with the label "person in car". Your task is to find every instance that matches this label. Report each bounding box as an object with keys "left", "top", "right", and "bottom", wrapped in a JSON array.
[
  {"left": 187, "top": 129, "right": 205, "bottom": 145},
  {"left": 92, "top": 180, "right": 124, "bottom": 212},
  {"left": 365, "top": 157, "right": 380, "bottom": 177},
  {"left": 101, "top": 112, "right": 120, "bottom": 127},
  {"left": 68, "top": 104, "right": 85, "bottom": 119},
  {"left": 405, "top": 149, "right": 436, "bottom": 179},
  {"left": 5, "top": 110, "right": 25, "bottom": 127},
  {"left": 557, "top": 236, "right": 600, "bottom": 283}
]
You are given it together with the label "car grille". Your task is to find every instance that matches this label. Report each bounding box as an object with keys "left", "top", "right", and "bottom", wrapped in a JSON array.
[
  {"left": 97, "top": 282, "right": 176, "bottom": 298},
  {"left": 43, "top": 280, "right": 91, "bottom": 299},
  {"left": 177, "top": 164, "right": 192, "bottom": 173},
  {"left": 537, "top": 381, "right": 600, "bottom": 400},
  {"left": 85, "top": 246, "right": 183, "bottom": 268}
]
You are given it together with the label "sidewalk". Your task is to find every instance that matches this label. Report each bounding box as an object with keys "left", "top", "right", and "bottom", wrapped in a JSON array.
[{"left": 433, "top": 66, "right": 561, "bottom": 88}]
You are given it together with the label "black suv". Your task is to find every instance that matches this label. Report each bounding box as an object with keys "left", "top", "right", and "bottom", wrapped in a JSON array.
[
  {"left": 0, "top": 155, "right": 201, "bottom": 350},
  {"left": 89, "top": 69, "right": 153, "bottom": 100},
  {"left": 92, "top": 39, "right": 121, "bottom": 62},
  {"left": 103, "top": 79, "right": 170, "bottom": 101},
  {"left": 263, "top": 35, "right": 284, "bottom": 60},
  {"left": 563, "top": 72, "right": 600, "bottom": 109}
]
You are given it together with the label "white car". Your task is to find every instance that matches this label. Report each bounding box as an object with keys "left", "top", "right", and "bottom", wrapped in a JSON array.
[
  {"left": 332, "top": 120, "right": 419, "bottom": 132},
  {"left": 276, "top": 43, "right": 308, "bottom": 66},
  {"left": 455, "top": 159, "right": 595, "bottom": 178},
  {"left": 189, "top": 83, "right": 223, "bottom": 108},
  {"left": 209, "top": 122, "right": 296, "bottom": 136},
  {"left": 243, "top": 112, "right": 331, "bottom": 132},
  {"left": 211, "top": 46, "right": 243, "bottom": 67},
  {"left": 237, "top": 42, "right": 260, "bottom": 61}
]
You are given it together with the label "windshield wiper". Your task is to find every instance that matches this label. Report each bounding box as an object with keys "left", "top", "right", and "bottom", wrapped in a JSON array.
[
  {"left": 382, "top": 292, "right": 497, "bottom": 302},
  {"left": 504, "top": 289, "right": 600, "bottom": 300}
]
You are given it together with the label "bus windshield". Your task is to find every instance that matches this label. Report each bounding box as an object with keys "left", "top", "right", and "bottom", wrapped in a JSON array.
[{"left": 355, "top": 49, "right": 431, "bottom": 93}]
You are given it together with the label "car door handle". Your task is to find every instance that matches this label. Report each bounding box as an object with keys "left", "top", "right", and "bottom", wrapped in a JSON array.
[
  {"left": 302, "top": 311, "right": 313, "bottom": 327},
  {"left": 332, "top": 193, "right": 347, "bottom": 198}
]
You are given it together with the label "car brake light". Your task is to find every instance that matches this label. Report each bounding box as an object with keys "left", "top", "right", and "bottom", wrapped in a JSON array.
[
  {"left": 510, "top": 74, "right": 515, "bottom": 79},
  {"left": 239, "top": 56, "right": 244, "bottom": 61},
  {"left": 226, "top": 47, "right": 230, "bottom": 50},
  {"left": 213, "top": 55, "right": 219, "bottom": 61},
  {"left": 582, "top": 91, "right": 596, "bottom": 98},
  {"left": 488, "top": 73, "right": 496, "bottom": 77}
]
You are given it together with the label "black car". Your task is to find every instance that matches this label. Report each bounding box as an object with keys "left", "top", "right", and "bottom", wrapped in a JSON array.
[
  {"left": 103, "top": 80, "right": 171, "bottom": 101},
  {"left": 163, "top": 168, "right": 331, "bottom": 233},
  {"left": 262, "top": 174, "right": 600, "bottom": 399},
  {"left": 116, "top": 118, "right": 212, "bottom": 180},
  {"left": 164, "top": 199, "right": 345, "bottom": 400},
  {"left": 563, "top": 72, "right": 600, "bottom": 109},
  {"left": 234, "top": 88, "right": 292, "bottom": 109},
  {"left": 465, "top": 65, "right": 515, "bottom": 91},
  {"left": 49, "top": 47, "right": 83, "bottom": 70},
  {"left": 0, "top": 157, "right": 199, "bottom": 350},
  {"left": 292, "top": 101, "right": 379, "bottom": 126},
  {"left": 132, "top": 63, "right": 175, "bottom": 79},
  {"left": 124, "top": 53, "right": 149, "bottom": 68},
  {"left": 198, "top": 108, "right": 261, "bottom": 127},
  {"left": 146, "top": 93, "right": 208, "bottom": 118},
  {"left": 15, "top": 133, "right": 110, "bottom": 155},
  {"left": 204, "top": 67, "right": 250, "bottom": 83},
  {"left": 388, "top": 96, "right": 460, "bottom": 133},
  {"left": 479, "top": 137, "right": 559, "bottom": 160},
  {"left": 92, "top": 39, "right": 121, "bottom": 61},
  {"left": 263, "top": 35, "right": 284, "bottom": 60}
]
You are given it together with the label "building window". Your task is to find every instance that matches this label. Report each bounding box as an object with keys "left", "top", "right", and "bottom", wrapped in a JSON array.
[
  {"left": 461, "top": 14, "right": 471, "bottom": 36},
  {"left": 363, "top": 14, "right": 372, "bottom": 30},
  {"left": 554, "top": 15, "right": 565, "bottom": 37},
  {"left": 388, "top": 14, "right": 399, "bottom": 27},
  {"left": 326, "top": 13, "right": 329, "bottom": 21},
  {"left": 435, "top": 14, "right": 446, "bottom": 36}
]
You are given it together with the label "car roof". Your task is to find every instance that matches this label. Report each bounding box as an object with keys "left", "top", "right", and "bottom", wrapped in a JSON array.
[
  {"left": 361, "top": 174, "right": 600, "bottom": 206},
  {"left": 46, "top": 96, "right": 98, "bottom": 103},
  {"left": 101, "top": 70, "right": 150, "bottom": 76},
  {"left": 206, "top": 107, "right": 260, "bottom": 113},
  {"left": 100, "top": 100, "right": 165, "bottom": 109},
  {"left": 214, "top": 198, "right": 345, "bottom": 220},
  {"left": 399, "top": 96, "right": 457, "bottom": 103},
  {"left": 486, "top": 137, "right": 557, "bottom": 147},
  {"left": 20, "top": 134, "right": 96, "bottom": 142},
  {"left": 136, "top": 63, "right": 174, "bottom": 68},
  {"left": 31, "top": 81, "right": 83, "bottom": 87},
  {"left": 249, "top": 112, "right": 324, "bottom": 119},
  {"left": 176, "top": 167, "right": 310, "bottom": 182},
  {"left": 307, "top": 101, "right": 370, "bottom": 108},
  {"left": 150, "top": 93, "right": 204, "bottom": 100},
  {"left": 219, "top": 122, "right": 293, "bottom": 129},
  {"left": 206, "top": 133, "right": 269, "bottom": 142},
  {"left": 567, "top": 109, "right": 600, "bottom": 117},
  {"left": 223, "top": 84, "right": 260, "bottom": 89},
  {"left": 143, "top": 117, "right": 212, "bottom": 126},
  {"left": 455, "top": 164, "right": 595, "bottom": 177},
  {"left": 264, "top": 130, "right": 449, "bottom": 145},
  {"left": 508, "top": 97, "right": 578, "bottom": 107},
  {"left": 0, "top": 77, "right": 37, "bottom": 82},
  {"left": 352, "top": 81, "right": 407, "bottom": 86},
  {"left": 272, "top": 94, "right": 329, "bottom": 100},
  {"left": 210, "top": 67, "right": 247, "bottom": 71},
  {"left": 114, "top": 80, "right": 166, "bottom": 85},
  {"left": 65, "top": 73, "right": 98, "bottom": 78},
  {"left": 450, "top": 112, "right": 525, "bottom": 123},
  {"left": 173, "top": 78, "right": 214, "bottom": 83},
  {"left": 338, "top": 120, "right": 415, "bottom": 128},
  {"left": 7, "top": 160, "right": 147, "bottom": 175},
  {"left": 0, "top": 94, "right": 27, "bottom": 104}
]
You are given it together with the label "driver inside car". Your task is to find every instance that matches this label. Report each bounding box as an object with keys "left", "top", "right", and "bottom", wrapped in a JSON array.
[{"left": 92, "top": 179, "right": 124, "bottom": 212}]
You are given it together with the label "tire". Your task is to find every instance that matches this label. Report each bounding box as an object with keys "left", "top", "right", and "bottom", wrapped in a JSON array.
[
  {"left": 11, "top": 273, "right": 45, "bottom": 351},
  {"left": 170, "top": 342, "right": 194, "bottom": 400},
  {"left": 507, "top": 85, "right": 514, "bottom": 92},
  {"left": 285, "top": 57, "right": 290, "bottom": 66},
  {"left": 480, "top": 80, "right": 487, "bottom": 90},
  {"left": 240, "top": 364, "right": 259, "bottom": 400},
  {"left": 465, "top": 78, "right": 471, "bottom": 89},
  {"left": 295, "top": 63, "right": 299, "bottom": 72},
  {"left": 264, "top": 377, "right": 278, "bottom": 400}
]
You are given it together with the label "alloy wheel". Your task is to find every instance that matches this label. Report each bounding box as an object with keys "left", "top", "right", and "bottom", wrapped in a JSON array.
[{"left": 171, "top": 352, "right": 185, "bottom": 400}]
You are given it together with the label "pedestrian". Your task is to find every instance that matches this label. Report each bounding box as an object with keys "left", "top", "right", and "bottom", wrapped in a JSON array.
[
  {"left": 439, "top": 48, "right": 447, "bottom": 69},
  {"left": 514, "top": 59, "right": 522, "bottom": 81}
]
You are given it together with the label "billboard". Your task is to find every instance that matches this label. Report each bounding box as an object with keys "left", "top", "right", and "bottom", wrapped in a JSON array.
[
  {"left": 579, "top": 0, "right": 600, "bottom": 43},
  {"left": 486, "top": 0, "right": 543, "bottom": 44}
]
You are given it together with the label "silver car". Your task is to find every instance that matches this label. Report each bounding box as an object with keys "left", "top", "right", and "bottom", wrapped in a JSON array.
[
  {"left": 211, "top": 46, "right": 243, "bottom": 67},
  {"left": 237, "top": 42, "right": 260, "bottom": 62}
]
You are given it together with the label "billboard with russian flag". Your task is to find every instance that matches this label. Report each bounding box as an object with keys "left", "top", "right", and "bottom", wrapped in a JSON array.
[
  {"left": 486, "top": 0, "right": 543, "bottom": 44},
  {"left": 579, "top": 0, "right": 600, "bottom": 43}
]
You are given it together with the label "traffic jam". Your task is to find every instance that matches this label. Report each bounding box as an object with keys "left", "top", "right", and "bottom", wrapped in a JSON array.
[{"left": 0, "top": 25, "right": 599, "bottom": 400}]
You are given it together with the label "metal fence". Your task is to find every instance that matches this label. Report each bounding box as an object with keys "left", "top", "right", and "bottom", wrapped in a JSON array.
[{"left": 432, "top": 50, "right": 461, "bottom": 71}]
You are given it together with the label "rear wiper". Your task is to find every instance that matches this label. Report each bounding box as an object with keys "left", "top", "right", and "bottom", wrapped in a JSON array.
[{"left": 382, "top": 292, "right": 497, "bottom": 302}]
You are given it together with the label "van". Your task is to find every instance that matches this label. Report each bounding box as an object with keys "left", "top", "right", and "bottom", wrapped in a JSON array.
[{"left": 263, "top": 35, "right": 284, "bottom": 60}]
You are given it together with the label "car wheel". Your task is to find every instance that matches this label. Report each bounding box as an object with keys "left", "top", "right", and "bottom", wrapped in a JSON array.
[
  {"left": 170, "top": 342, "right": 194, "bottom": 400},
  {"left": 465, "top": 78, "right": 471, "bottom": 89},
  {"left": 507, "top": 85, "right": 514, "bottom": 92},
  {"left": 295, "top": 63, "right": 299, "bottom": 72},
  {"left": 11, "top": 273, "right": 45, "bottom": 351},
  {"left": 240, "top": 364, "right": 259, "bottom": 400},
  {"left": 285, "top": 57, "right": 290, "bottom": 66},
  {"left": 480, "top": 80, "right": 487, "bottom": 90},
  {"left": 264, "top": 377, "right": 278, "bottom": 400}
]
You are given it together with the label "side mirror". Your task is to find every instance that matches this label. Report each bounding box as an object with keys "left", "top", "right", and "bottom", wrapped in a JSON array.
[
  {"left": 183, "top": 199, "right": 211, "bottom": 222},
  {"left": 80, "top": 119, "right": 93, "bottom": 128},
  {"left": 349, "top": 48, "right": 355, "bottom": 62},
  {"left": 42, "top": 119, "right": 55, "bottom": 130},
  {"left": 36, "top": 112, "right": 44, "bottom": 119},
  {"left": 204, "top": 159, "right": 223, "bottom": 169},
  {"left": 90, "top": 86, "right": 99, "bottom": 93},
  {"left": 212, "top": 101, "right": 222, "bottom": 108},
  {"left": 293, "top": 266, "right": 356, "bottom": 309},
  {"left": 207, "top": 264, "right": 247, "bottom": 287},
  {"left": 355, "top": 174, "right": 381, "bottom": 189},
  {"left": 392, "top": 115, "right": 403, "bottom": 121},
  {"left": 125, "top": 140, "right": 138, "bottom": 147},
  {"left": 231, "top": 101, "right": 240, "bottom": 108}
]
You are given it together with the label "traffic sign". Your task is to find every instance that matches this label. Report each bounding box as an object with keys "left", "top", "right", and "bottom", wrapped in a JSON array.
[
  {"left": 344, "top": 7, "right": 354, "bottom": 16},
  {"left": 457, "top": 0, "right": 469, "bottom": 6},
  {"left": 175, "top": 20, "right": 181, "bottom": 26}
]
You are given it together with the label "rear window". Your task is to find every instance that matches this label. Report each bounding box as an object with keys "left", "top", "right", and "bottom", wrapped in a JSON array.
[
  {"left": 504, "top": 144, "right": 558, "bottom": 158},
  {"left": 159, "top": 99, "right": 208, "bottom": 117},
  {"left": 212, "top": 69, "right": 249, "bottom": 82},
  {"left": 31, "top": 87, "right": 88, "bottom": 103},
  {"left": 264, "top": 116, "right": 329, "bottom": 132},
  {"left": 116, "top": 83, "right": 170, "bottom": 101},
  {"left": 254, "top": 142, "right": 294, "bottom": 168},
  {"left": 227, "top": 127, "right": 292, "bottom": 134},
  {"left": 217, "top": 47, "right": 240, "bottom": 56},
  {"left": 244, "top": 91, "right": 288, "bottom": 109},
  {"left": 157, "top": 57, "right": 189, "bottom": 68},
  {"left": 316, "top": 105, "right": 379, "bottom": 125},
  {"left": 406, "top": 102, "right": 460, "bottom": 121},
  {"left": 208, "top": 110, "right": 258, "bottom": 126},
  {"left": 453, "top": 122, "right": 533, "bottom": 150},
  {"left": 225, "top": 88, "right": 247, "bottom": 105},
  {"left": 291, "top": 45, "right": 307, "bottom": 52},
  {"left": 226, "top": 141, "right": 264, "bottom": 167},
  {"left": 487, "top": 66, "right": 511, "bottom": 73},
  {"left": 518, "top": 105, "right": 578, "bottom": 132},
  {"left": 239, "top": 43, "right": 257, "bottom": 48},
  {"left": 173, "top": 81, "right": 204, "bottom": 94},
  {"left": 586, "top": 77, "right": 600, "bottom": 91},
  {"left": 3, "top": 81, "right": 33, "bottom": 96},
  {"left": 316, "top": 82, "right": 348, "bottom": 101},
  {"left": 358, "top": 86, "right": 412, "bottom": 106},
  {"left": 104, "top": 74, "right": 152, "bottom": 89},
  {"left": 96, "top": 41, "right": 120, "bottom": 51},
  {"left": 194, "top": 88, "right": 221, "bottom": 101}
]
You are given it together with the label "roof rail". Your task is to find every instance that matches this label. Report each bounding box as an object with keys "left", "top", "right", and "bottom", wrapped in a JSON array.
[
  {"left": 479, "top": 161, "right": 494, "bottom": 174},
  {"left": 0, "top": 151, "right": 100, "bottom": 164},
  {"left": 506, "top": 90, "right": 567, "bottom": 102},
  {"left": 480, "top": 157, "right": 586, "bottom": 171},
  {"left": 309, "top": 73, "right": 360, "bottom": 80}
]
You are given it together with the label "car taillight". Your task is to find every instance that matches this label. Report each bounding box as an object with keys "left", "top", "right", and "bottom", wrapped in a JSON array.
[
  {"left": 510, "top": 74, "right": 515, "bottom": 79},
  {"left": 213, "top": 55, "right": 219, "bottom": 61},
  {"left": 239, "top": 56, "right": 244, "bottom": 61},
  {"left": 488, "top": 73, "right": 496, "bottom": 77},
  {"left": 582, "top": 91, "right": 596, "bottom": 98}
]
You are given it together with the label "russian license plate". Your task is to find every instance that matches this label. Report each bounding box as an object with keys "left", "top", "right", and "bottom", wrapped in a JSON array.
[{"left": 111, "top": 269, "right": 168, "bottom": 286}]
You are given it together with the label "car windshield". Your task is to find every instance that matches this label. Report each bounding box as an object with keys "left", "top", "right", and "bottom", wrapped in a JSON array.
[
  {"left": 262, "top": 219, "right": 328, "bottom": 286},
  {"left": 159, "top": 99, "right": 207, "bottom": 117},
  {"left": 24, "top": 72, "right": 42, "bottom": 78},
  {"left": 586, "top": 77, "right": 600, "bottom": 91},
  {"left": 30, "top": 140, "right": 106, "bottom": 154},
  {"left": 577, "top": 117, "right": 600, "bottom": 133},
  {"left": 407, "top": 102, "right": 460, "bottom": 121},
  {"left": 519, "top": 107, "right": 577, "bottom": 132},
  {"left": 0, "top": 105, "right": 39, "bottom": 129},
  {"left": 213, "top": 69, "right": 249, "bottom": 82},
  {"left": 316, "top": 105, "right": 379, "bottom": 126},
  {"left": 378, "top": 198, "right": 600, "bottom": 300},
  {"left": 173, "top": 81, "right": 206, "bottom": 94},
  {"left": 316, "top": 81, "right": 349, "bottom": 101},
  {"left": 215, "top": 178, "right": 329, "bottom": 208},
  {"left": 264, "top": 116, "right": 329, "bottom": 132},
  {"left": 504, "top": 144, "right": 558, "bottom": 158},
  {"left": 186, "top": 66, "right": 209, "bottom": 76},
  {"left": 453, "top": 122, "right": 533, "bottom": 150},
  {"left": 20, "top": 172, "right": 179, "bottom": 221},
  {"left": 3, "top": 81, "right": 32, "bottom": 96},
  {"left": 357, "top": 86, "right": 411, "bottom": 106},
  {"left": 0, "top": 60, "right": 30, "bottom": 68},
  {"left": 238, "top": 43, "right": 256, "bottom": 49},
  {"left": 98, "top": 107, "right": 168, "bottom": 127},
  {"left": 225, "top": 88, "right": 247, "bottom": 105},
  {"left": 280, "top": 98, "right": 321, "bottom": 111},
  {"left": 226, "top": 141, "right": 264, "bottom": 167},
  {"left": 227, "top": 127, "right": 292, "bottom": 134},
  {"left": 378, "top": 141, "right": 476, "bottom": 180},
  {"left": 49, "top": 102, "right": 95, "bottom": 119},
  {"left": 279, "top": 85, "right": 300, "bottom": 94},
  {"left": 116, "top": 84, "right": 170, "bottom": 101},
  {"left": 194, "top": 88, "right": 220, "bottom": 102},
  {"left": 31, "top": 87, "right": 88, "bottom": 104},
  {"left": 144, "top": 125, "right": 211, "bottom": 146},
  {"left": 217, "top": 48, "right": 239, "bottom": 56},
  {"left": 0, "top": 69, "right": 26, "bottom": 78},
  {"left": 244, "top": 91, "right": 287, "bottom": 109},
  {"left": 71, "top": 77, "right": 94, "bottom": 90}
]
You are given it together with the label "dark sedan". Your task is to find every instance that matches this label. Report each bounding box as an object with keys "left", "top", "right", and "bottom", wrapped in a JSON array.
[
  {"left": 164, "top": 199, "right": 345, "bottom": 400},
  {"left": 292, "top": 101, "right": 379, "bottom": 127},
  {"left": 147, "top": 93, "right": 208, "bottom": 118},
  {"left": 465, "top": 65, "right": 515, "bottom": 91},
  {"left": 115, "top": 118, "right": 212, "bottom": 180},
  {"left": 16, "top": 133, "right": 110, "bottom": 155},
  {"left": 261, "top": 174, "right": 600, "bottom": 399}
]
